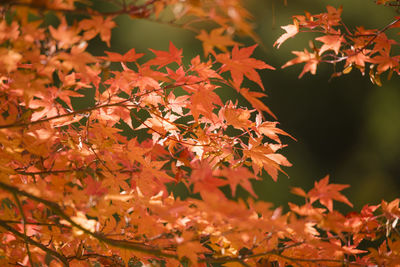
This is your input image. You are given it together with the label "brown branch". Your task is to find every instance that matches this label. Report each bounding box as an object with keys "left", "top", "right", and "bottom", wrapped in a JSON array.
[
  {"left": 14, "top": 167, "right": 140, "bottom": 176},
  {"left": 319, "top": 17, "right": 400, "bottom": 65},
  {"left": 87, "top": 144, "right": 116, "bottom": 176},
  {"left": 67, "top": 253, "right": 125, "bottom": 266},
  {"left": 355, "top": 17, "right": 400, "bottom": 53},
  {"left": 0, "top": 80, "right": 208, "bottom": 130},
  {"left": 0, "top": 219, "right": 71, "bottom": 228},
  {"left": 0, "top": 181, "right": 179, "bottom": 260},
  {"left": 15, "top": 169, "right": 78, "bottom": 176},
  {"left": 12, "top": 193, "right": 34, "bottom": 267},
  {"left": 0, "top": 100, "right": 131, "bottom": 129},
  {"left": 1, "top": 0, "right": 152, "bottom": 18},
  {"left": 0, "top": 181, "right": 383, "bottom": 266},
  {"left": 199, "top": 239, "right": 370, "bottom": 266},
  {"left": 269, "top": 253, "right": 366, "bottom": 266},
  {"left": 0, "top": 220, "right": 69, "bottom": 266}
]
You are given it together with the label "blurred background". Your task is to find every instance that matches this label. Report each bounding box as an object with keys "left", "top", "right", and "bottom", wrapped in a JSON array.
[{"left": 90, "top": 0, "right": 400, "bottom": 211}]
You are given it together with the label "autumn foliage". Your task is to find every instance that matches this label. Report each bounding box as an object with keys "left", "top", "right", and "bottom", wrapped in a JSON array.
[{"left": 0, "top": 0, "right": 399, "bottom": 266}]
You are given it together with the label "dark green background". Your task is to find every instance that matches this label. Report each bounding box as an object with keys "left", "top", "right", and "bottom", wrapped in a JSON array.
[{"left": 89, "top": 0, "right": 400, "bottom": 211}]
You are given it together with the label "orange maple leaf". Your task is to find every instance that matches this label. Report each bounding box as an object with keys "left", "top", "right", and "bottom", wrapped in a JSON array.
[
  {"left": 223, "top": 103, "right": 254, "bottom": 130},
  {"left": 257, "top": 120, "right": 296, "bottom": 144},
  {"left": 49, "top": 17, "right": 81, "bottom": 49},
  {"left": 243, "top": 138, "right": 291, "bottom": 181},
  {"left": 239, "top": 88, "right": 276, "bottom": 119},
  {"left": 369, "top": 51, "right": 400, "bottom": 74},
  {"left": 101, "top": 48, "right": 144, "bottom": 62},
  {"left": 308, "top": 175, "right": 353, "bottom": 212},
  {"left": 79, "top": 16, "right": 116, "bottom": 46},
  {"left": 282, "top": 49, "right": 319, "bottom": 78},
  {"left": 316, "top": 32, "right": 345, "bottom": 55},
  {"left": 146, "top": 42, "right": 182, "bottom": 69},
  {"left": 216, "top": 45, "right": 275, "bottom": 90},
  {"left": 216, "top": 166, "right": 259, "bottom": 197},
  {"left": 196, "top": 28, "right": 239, "bottom": 56},
  {"left": 84, "top": 177, "right": 108, "bottom": 197},
  {"left": 189, "top": 83, "right": 223, "bottom": 120}
]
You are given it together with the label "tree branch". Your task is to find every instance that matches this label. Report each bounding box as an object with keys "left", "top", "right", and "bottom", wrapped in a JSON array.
[
  {"left": 0, "top": 80, "right": 206, "bottom": 130},
  {"left": 12, "top": 193, "right": 34, "bottom": 267},
  {"left": 0, "top": 99, "right": 133, "bottom": 129},
  {"left": 0, "top": 219, "right": 71, "bottom": 228},
  {"left": 0, "top": 181, "right": 179, "bottom": 260},
  {"left": 0, "top": 220, "right": 69, "bottom": 266},
  {"left": 1, "top": 0, "right": 152, "bottom": 18}
]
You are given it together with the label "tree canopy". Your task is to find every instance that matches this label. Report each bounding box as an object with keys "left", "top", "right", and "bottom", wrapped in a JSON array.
[{"left": 0, "top": 0, "right": 399, "bottom": 266}]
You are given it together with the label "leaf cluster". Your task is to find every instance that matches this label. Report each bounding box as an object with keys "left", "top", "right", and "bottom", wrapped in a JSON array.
[{"left": 0, "top": 1, "right": 399, "bottom": 266}]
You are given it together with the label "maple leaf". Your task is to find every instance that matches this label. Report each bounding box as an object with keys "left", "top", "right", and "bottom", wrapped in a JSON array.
[
  {"left": 101, "top": 48, "right": 144, "bottom": 62},
  {"left": 344, "top": 48, "right": 371, "bottom": 74},
  {"left": 105, "top": 67, "right": 159, "bottom": 95},
  {"left": 177, "top": 232, "right": 210, "bottom": 264},
  {"left": 369, "top": 51, "right": 400, "bottom": 74},
  {"left": 137, "top": 113, "right": 179, "bottom": 137},
  {"left": 369, "top": 33, "right": 396, "bottom": 54},
  {"left": 79, "top": 16, "right": 116, "bottom": 46},
  {"left": 4, "top": 2, "right": 400, "bottom": 266},
  {"left": 146, "top": 42, "right": 182, "bottom": 69},
  {"left": 282, "top": 49, "right": 319, "bottom": 78},
  {"left": 196, "top": 28, "right": 239, "bottom": 56},
  {"left": 49, "top": 17, "right": 81, "bottom": 49},
  {"left": 189, "top": 83, "right": 223, "bottom": 120},
  {"left": 216, "top": 166, "right": 259, "bottom": 197},
  {"left": 308, "top": 175, "right": 353, "bottom": 212},
  {"left": 316, "top": 32, "right": 345, "bottom": 55},
  {"left": 290, "top": 187, "right": 307, "bottom": 198},
  {"left": 216, "top": 45, "right": 275, "bottom": 90},
  {"left": 0, "top": 48, "right": 22, "bottom": 72},
  {"left": 256, "top": 120, "right": 295, "bottom": 144},
  {"left": 289, "top": 202, "right": 326, "bottom": 218},
  {"left": 56, "top": 88, "right": 85, "bottom": 110},
  {"left": 0, "top": 20, "right": 19, "bottom": 43},
  {"left": 274, "top": 22, "right": 299, "bottom": 48},
  {"left": 84, "top": 176, "right": 108, "bottom": 197},
  {"left": 190, "top": 56, "right": 222, "bottom": 80},
  {"left": 243, "top": 138, "right": 291, "bottom": 181},
  {"left": 326, "top": 5, "right": 343, "bottom": 27},
  {"left": 57, "top": 42, "right": 97, "bottom": 73},
  {"left": 239, "top": 88, "right": 276, "bottom": 119},
  {"left": 223, "top": 103, "right": 254, "bottom": 130},
  {"left": 381, "top": 199, "right": 400, "bottom": 219},
  {"left": 191, "top": 161, "right": 228, "bottom": 199}
]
